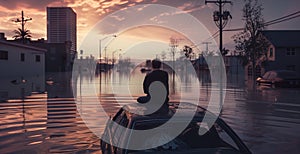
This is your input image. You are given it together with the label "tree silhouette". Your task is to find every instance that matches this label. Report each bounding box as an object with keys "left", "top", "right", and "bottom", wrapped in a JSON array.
[
  {"left": 232, "top": 0, "right": 269, "bottom": 79},
  {"left": 182, "top": 45, "right": 193, "bottom": 60},
  {"left": 13, "top": 28, "right": 32, "bottom": 41}
]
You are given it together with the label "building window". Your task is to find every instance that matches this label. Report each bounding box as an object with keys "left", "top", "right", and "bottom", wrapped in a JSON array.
[
  {"left": 286, "top": 48, "right": 296, "bottom": 56},
  {"left": 21, "top": 53, "right": 25, "bottom": 61},
  {"left": 0, "top": 50, "right": 8, "bottom": 60},
  {"left": 35, "top": 55, "right": 41, "bottom": 62},
  {"left": 269, "top": 48, "right": 273, "bottom": 57}
]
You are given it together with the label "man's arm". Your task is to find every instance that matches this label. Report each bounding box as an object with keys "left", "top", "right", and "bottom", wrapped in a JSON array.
[
  {"left": 143, "top": 74, "right": 150, "bottom": 94},
  {"left": 164, "top": 71, "right": 169, "bottom": 96}
]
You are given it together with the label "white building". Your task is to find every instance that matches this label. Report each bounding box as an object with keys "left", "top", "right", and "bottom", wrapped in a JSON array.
[{"left": 0, "top": 40, "right": 46, "bottom": 101}]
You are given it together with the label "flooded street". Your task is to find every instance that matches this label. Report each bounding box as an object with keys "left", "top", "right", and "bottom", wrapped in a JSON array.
[{"left": 0, "top": 70, "right": 300, "bottom": 154}]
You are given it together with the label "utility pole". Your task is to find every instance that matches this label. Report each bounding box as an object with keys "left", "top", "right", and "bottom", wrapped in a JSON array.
[
  {"left": 12, "top": 10, "right": 32, "bottom": 43},
  {"left": 169, "top": 37, "right": 179, "bottom": 95},
  {"left": 205, "top": 0, "right": 232, "bottom": 113},
  {"left": 169, "top": 37, "right": 179, "bottom": 72},
  {"left": 202, "top": 42, "right": 212, "bottom": 55},
  {"left": 205, "top": 0, "right": 232, "bottom": 56}
]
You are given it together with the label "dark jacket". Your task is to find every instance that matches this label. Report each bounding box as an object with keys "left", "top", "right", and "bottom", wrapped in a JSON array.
[{"left": 143, "top": 69, "right": 169, "bottom": 101}]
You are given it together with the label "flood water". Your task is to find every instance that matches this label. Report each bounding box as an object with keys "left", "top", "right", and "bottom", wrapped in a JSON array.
[{"left": 0, "top": 69, "right": 300, "bottom": 153}]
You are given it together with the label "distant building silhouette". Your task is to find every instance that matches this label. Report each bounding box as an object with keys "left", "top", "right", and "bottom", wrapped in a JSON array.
[
  {"left": 47, "top": 7, "right": 77, "bottom": 54},
  {"left": 30, "top": 39, "right": 73, "bottom": 72},
  {"left": 47, "top": 7, "right": 77, "bottom": 72}
]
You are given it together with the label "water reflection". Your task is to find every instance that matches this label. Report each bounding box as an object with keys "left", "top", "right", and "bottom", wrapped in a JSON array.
[
  {"left": 0, "top": 75, "right": 45, "bottom": 102},
  {"left": 222, "top": 81, "right": 300, "bottom": 153},
  {"left": 74, "top": 69, "right": 300, "bottom": 154},
  {"left": 0, "top": 70, "right": 300, "bottom": 153}
]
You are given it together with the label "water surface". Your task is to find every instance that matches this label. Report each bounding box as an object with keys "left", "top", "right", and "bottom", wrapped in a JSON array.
[{"left": 0, "top": 70, "right": 299, "bottom": 153}]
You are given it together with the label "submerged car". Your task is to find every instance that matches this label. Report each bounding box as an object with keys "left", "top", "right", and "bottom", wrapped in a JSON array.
[
  {"left": 256, "top": 70, "right": 300, "bottom": 88},
  {"left": 100, "top": 102, "right": 251, "bottom": 154}
]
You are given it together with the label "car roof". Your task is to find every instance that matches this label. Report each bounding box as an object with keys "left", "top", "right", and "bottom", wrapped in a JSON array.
[{"left": 120, "top": 102, "right": 217, "bottom": 122}]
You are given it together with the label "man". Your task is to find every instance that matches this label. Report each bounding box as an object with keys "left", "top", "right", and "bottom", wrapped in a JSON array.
[{"left": 137, "top": 59, "right": 169, "bottom": 114}]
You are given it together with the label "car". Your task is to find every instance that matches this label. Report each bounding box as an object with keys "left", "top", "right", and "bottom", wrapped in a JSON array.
[
  {"left": 100, "top": 102, "right": 252, "bottom": 154},
  {"left": 256, "top": 70, "right": 300, "bottom": 88}
]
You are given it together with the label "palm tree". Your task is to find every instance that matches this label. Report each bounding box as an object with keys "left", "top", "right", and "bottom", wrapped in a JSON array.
[{"left": 13, "top": 28, "right": 32, "bottom": 41}]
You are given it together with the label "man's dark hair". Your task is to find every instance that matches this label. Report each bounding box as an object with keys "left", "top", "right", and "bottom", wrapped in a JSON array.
[{"left": 152, "top": 59, "right": 161, "bottom": 69}]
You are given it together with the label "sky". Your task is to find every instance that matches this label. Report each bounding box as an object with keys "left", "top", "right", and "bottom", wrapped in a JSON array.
[{"left": 0, "top": 0, "right": 299, "bottom": 60}]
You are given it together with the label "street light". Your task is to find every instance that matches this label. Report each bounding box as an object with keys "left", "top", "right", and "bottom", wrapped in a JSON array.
[
  {"left": 99, "top": 34, "right": 117, "bottom": 71},
  {"left": 112, "top": 49, "right": 122, "bottom": 67},
  {"left": 98, "top": 34, "right": 116, "bottom": 97},
  {"left": 99, "top": 35, "right": 117, "bottom": 62}
]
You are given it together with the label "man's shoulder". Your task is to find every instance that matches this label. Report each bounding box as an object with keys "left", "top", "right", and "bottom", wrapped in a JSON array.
[
  {"left": 149, "top": 70, "right": 166, "bottom": 75},
  {"left": 153, "top": 69, "right": 168, "bottom": 73},
  {"left": 160, "top": 70, "right": 168, "bottom": 75}
]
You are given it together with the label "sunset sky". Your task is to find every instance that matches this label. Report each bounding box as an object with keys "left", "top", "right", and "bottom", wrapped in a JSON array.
[{"left": 0, "top": 0, "right": 299, "bottom": 59}]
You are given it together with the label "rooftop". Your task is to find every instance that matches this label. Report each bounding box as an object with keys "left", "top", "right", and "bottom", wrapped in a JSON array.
[
  {"left": 0, "top": 40, "right": 46, "bottom": 52},
  {"left": 260, "top": 30, "right": 300, "bottom": 47}
]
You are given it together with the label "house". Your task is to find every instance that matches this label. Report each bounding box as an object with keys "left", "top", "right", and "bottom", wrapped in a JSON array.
[
  {"left": 0, "top": 39, "right": 46, "bottom": 101},
  {"left": 7, "top": 37, "right": 76, "bottom": 72},
  {"left": 30, "top": 39, "right": 75, "bottom": 72},
  {"left": 260, "top": 30, "right": 300, "bottom": 74}
]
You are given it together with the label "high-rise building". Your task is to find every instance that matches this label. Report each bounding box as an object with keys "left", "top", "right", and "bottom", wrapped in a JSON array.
[{"left": 47, "top": 7, "right": 77, "bottom": 52}]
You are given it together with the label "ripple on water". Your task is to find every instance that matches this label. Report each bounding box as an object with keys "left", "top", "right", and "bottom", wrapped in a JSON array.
[{"left": 1, "top": 73, "right": 300, "bottom": 153}]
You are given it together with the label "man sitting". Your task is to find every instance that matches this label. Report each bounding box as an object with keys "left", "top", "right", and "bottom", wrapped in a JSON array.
[{"left": 137, "top": 59, "right": 169, "bottom": 114}]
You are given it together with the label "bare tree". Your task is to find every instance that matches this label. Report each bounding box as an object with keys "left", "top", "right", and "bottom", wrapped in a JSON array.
[{"left": 232, "top": 0, "right": 269, "bottom": 79}]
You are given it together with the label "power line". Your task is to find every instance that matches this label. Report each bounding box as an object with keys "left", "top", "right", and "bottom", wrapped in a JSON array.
[
  {"left": 202, "top": 10, "right": 300, "bottom": 46},
  {"left": 264, "top": 11, "right": 300, "bottom": 25},
  {"left": 223, "top": 10, "right": 300, "bottom": 32},
  {"left": 204, "top": 30, "right": 219, "bottom": 41},
  {"left": 223, "top": 28, "right": 244, "bottom": 32},
  {"left": 264, "top": 14, "right": 300, "bottom": 26}
]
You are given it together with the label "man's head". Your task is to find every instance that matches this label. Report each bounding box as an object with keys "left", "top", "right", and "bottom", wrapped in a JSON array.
[{"left": 152, "top": 59, "right": 161, "bottom": 69}]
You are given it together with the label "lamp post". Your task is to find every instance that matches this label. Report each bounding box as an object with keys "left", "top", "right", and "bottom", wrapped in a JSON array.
[
  {"left": 112, "top": 49, "right": 122, "bottom": 67},
  {"left": 99, "top": 35, "right": 117, "bottom": 71},
  {"left": 205, "top": 0, "right": 232, "bottom": 112},
  {"left": 161, "top": 51, "right": 166, "bottom": 70},
  {"left": 98, "top": 34, "right": 116, "bottom": 96}
]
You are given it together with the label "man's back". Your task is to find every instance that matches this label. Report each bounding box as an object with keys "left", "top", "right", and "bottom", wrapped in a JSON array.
[
  {"left": 143, "top": 70, "right": 169, "bottom": 97},
  {"left": 137, "top": 59, "right": 170, "bottom": 114}
]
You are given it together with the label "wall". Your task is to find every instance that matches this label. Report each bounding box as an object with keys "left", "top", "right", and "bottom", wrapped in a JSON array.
[
  {"left": 0, "top": 43, "right": 45, "bottom": 101},
  {"left": 265, "top": 47, "right": 300, "bottom": 73}
]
